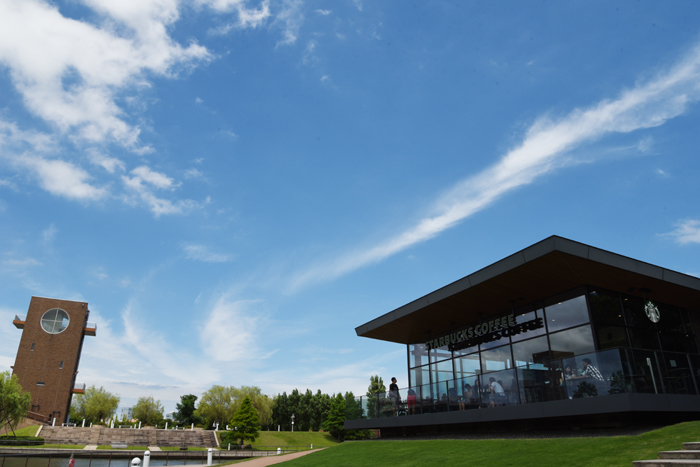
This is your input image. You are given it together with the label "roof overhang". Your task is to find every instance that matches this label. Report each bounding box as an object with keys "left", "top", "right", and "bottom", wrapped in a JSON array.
[{"left": 355, "top": 236, "right": 700, "bottom": 345}]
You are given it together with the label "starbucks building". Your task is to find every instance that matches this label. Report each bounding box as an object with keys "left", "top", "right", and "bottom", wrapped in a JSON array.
[{"left": 345, "top": 236, "right": 700, "bottom": 435}]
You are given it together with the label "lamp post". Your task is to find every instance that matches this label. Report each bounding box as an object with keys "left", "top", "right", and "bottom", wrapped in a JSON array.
[{"left": 291, "top": 414, "right": 295, "bottom": 432}]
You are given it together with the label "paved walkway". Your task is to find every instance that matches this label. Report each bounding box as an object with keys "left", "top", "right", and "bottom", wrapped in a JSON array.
[
  {"left": 83, "top": 445, "right": 98, "bottom": 450},
  {"left": 222, "top": 448, "right": 324, "bottom": 466}
]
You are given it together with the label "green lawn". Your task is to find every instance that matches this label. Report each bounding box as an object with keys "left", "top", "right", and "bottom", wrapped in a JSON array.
[
  {"left": 280, "top": 421, "right": 700, "bottom": 467},
  {"left": 217, "top": 431, "right": 340, "bottom": 450},
  {"left": 2, "top": 425, "right": 42, "bottom": 437}
]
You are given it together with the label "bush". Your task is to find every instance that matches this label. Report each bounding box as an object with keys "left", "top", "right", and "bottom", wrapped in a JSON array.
[
  {"left": 344, "top": 430, "right": 372, "bottom": 441},
  {"left": 0, "top": 436, "right": 44, "bottom": 446}
]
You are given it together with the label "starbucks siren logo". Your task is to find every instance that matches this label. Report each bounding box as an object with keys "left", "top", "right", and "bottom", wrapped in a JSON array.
[{"left": 645, "top": 300, "right": 660, "bottom": 323}]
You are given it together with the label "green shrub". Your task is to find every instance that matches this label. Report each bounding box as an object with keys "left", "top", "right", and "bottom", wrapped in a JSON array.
[{"left": 0, "top": 436, "right": 44, "bottom": 446}]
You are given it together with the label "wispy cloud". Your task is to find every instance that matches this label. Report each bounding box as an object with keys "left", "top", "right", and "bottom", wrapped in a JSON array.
[
  {"left": 204, "top": 0, "right": 271, "bottom": 35},
  {"left": 18, "top": 155, "right": 108, "bottom": 201},
  {"left": 199, "top": 296, "right": 262, "bottom": 364},
  {"left": 288, "top": 42, "right": 700, "bottom": 291},
  {"left": 663, "top": 219, "right": 700, "bottom": 245},
  {"left": 274, "top": 0, "right": 304, "bottom": 47},
  {"left": 182, "top": 243, "right": 233, "bottom": 263},
  {"left": 122, "top": 166, "right": 199, "bottom": 216},
  {"left": 0, "top": 0, "right": 210, "bottom": 150},
  {"left": 42, "top": 224, "right": 57, "bottom": 245},
  {"left": 2, "top": 258, "right": 42, "bottom": 267}
]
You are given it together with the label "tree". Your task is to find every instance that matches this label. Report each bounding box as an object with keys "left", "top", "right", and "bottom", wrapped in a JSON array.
[
  {"left": 344, "top": 391, "right": 362, "bottom": 421},
  {"left": 132, "top": 396, "right": 164, "bottom": 426},
  {"left": 366, "top": 376, "right": 386, "bottom": 419},
  {"left": 175, "top": 394, "right": 201, "bottom": 426},
  {"left": 197, "top": 385, "right": 236, "bottom": 429},
  {"left": 310, "top": 390, "right": 331, "bottom": 431},
  {"left": 197, "top": 385, "right": 273, "bottom": 429},
  {"left": 0, "top": 372, "right": 31, "bottom": 436},
  {"left": 72, "top": 386, "right": 120, "bottom": 422},
  {"left": 325, "top": 393, "right": 346, "bottom": 441},
  {"left": 226, "top": 396, "right": 260, "bottom": 445},
  {"left": 232, "top": 387, "right": 273, "bottom": 429}
]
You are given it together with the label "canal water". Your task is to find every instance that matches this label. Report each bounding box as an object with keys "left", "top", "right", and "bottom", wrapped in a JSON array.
[{"left": 0, "top": 457, "right": 207, "bottom": 467}]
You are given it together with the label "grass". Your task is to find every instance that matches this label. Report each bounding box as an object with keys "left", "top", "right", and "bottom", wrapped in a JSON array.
[
  {"left": 1, "top": 444, "right": 86, "bottom": 449},
  {"left": 277, "top": 421, "right": 700, "bottom": 467},
  {"left": 1, "top": 425, "right": 42, "bottom": 437},
  {"left": 216, "top": 430, "right": 340, "bottom": 450}
]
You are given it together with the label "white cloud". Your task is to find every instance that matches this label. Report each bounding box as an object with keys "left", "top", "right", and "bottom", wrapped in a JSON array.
[
  {"left": 122, "top": 166, "right": 199, "bottom": 216},
  {"left": 274, "top": 0, "right": 304, "bottom": 47},
  {"left": 199, "top": 296, "right": 262, "bottom": 364},
  {"left": 42, "top": 224, "right": 57, "bottom": 244},
  {"left": 316, "top": 9, "right": 331, "bottom": 16},
  {"left": 663, "top": 219, "right": 700, "bottom": 245},
  {"left": 182, "top": 243, "right": 233, "bottom": 263},
  {"left": 184, "top": 168, "right": 203, "bottom": 179},
  {"left": 2, "top": 258, "right": 42, "bottom": 267},
  {"left": 288, "top": 42, "right": 700, "bottom": 291},
  {"left": 203, "top": 0, "right": 270, "bottom": 35},
  {"left": 74, "top": 306, "right": 219, "bottom": 408},
  {"left": 302, "top": 40, "right": 318, "bottom": 65},
  {"left": 88, "top": 149, "right": 126, "bottom": 173},
  {"left": 18, "top": 155, "right": 108, "bottom": 201},
  {"left": 0, "top": 0, "right": 210, "bottom": 149},
  {"left": 130, "top": 166, "right": 178, "bottom": 189}
]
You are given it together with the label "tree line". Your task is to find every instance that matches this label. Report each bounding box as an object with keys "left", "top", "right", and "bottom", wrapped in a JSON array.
[{"left": 2, "top": 372, "right": 385, "bottom": 442}]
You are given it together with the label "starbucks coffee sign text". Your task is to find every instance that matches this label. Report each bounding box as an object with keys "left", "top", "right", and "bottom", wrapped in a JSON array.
[{"left": 425, "top": 313, "right": 545, "bottom": 351}]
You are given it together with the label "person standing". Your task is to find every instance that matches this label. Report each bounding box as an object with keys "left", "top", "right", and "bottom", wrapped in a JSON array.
[{"left": 389, "top": 377, "right": 400, "bottom": 416}]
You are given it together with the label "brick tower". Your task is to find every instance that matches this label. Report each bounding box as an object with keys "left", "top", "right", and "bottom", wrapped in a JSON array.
[{"left": 11, "top": 296, "right": 96, "bottom": 425}]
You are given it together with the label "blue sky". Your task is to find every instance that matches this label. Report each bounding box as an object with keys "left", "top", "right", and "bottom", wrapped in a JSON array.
[{"left": 1, "top": 0, "right": 700, "bottom": 414}]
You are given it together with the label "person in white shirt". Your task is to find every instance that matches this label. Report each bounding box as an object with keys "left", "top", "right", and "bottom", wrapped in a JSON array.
[{"left": 489, "top": 377, "right": 505, "bottom": 407}]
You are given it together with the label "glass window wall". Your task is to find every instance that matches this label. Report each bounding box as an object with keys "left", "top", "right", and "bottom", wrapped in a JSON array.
[
  {"left": 408, "top": 343, "right": 429, "bottom": 368},
  {"left": 549, "top": 324, "right": 595, "bottom": 359},
  {"left": 512, "top": 335, "right": 550, "bottom": 368},
  {"left": 544, "top": 295, "right": 589, "bottom": 333},
  {"left": 510, "top": 307, "right": 547, "bottom": 343},
  {"left": 480, "top": 344, "right": 512, "bottom": 373}
]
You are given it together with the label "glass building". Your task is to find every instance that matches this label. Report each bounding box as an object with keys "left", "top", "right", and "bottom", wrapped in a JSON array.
[{"left": 346, "top": 236, "right": 700, "bottom": 435}]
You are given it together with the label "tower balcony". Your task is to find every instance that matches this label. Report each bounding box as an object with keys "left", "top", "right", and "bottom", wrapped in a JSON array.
[
  {"left": 13, "top": 314, "right": 26, "bottom": 329},
  {"left": 84, "top": 321, "right": 97, "bottom": 336},
  {"left": 72, "top": 382, "right": 86, "bottom": 394}
]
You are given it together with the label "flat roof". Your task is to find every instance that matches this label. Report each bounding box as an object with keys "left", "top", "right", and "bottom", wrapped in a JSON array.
[{"left": 355, "top": 235, "right": 700, "bottom": 345}]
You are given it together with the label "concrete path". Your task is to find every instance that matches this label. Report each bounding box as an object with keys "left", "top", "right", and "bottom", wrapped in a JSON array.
[
  {"left": 83, "top": 445, "right": 98, "bottom": 450},
  {"left": 148, "top": 446, "right": 162, "bottom": 451},
  {"left": 231, "top": 448, "right": 325, "bottom": 466}
]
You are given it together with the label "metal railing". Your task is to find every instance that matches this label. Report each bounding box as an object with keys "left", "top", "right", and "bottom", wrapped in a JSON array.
[{"left": 350, "top": 347, "right": 700, "bottom": 420}]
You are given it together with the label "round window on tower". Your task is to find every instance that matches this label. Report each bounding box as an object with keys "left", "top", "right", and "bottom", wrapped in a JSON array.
[{"left": 41, "top": 308, "right": 70, "bottom": 334}]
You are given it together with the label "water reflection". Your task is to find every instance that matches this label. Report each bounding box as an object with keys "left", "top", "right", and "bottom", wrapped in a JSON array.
[{"left": 0, "top": 457, "right": 207, "bottom": 467}]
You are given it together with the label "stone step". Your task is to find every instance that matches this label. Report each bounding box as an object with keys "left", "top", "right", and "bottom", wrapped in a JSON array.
[
  {"left": 685, "top": 444, "right": 700, "bottom": 451},
  {"left": 661, "top": 451, "right": 700, "bottom": 460},
  {"left": 634, "top": 460, "right": 700, "bottom": 467}
]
